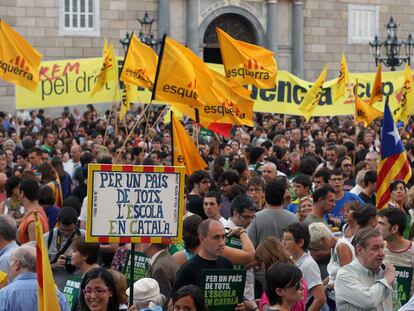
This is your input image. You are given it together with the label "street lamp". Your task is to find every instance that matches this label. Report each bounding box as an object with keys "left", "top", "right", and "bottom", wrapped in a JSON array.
[
  {"left": 119, "top": 11, "right": 162, "bottom": 52},
  {"left": 369, "top": 16, "right": 414, "bottom": 71}
]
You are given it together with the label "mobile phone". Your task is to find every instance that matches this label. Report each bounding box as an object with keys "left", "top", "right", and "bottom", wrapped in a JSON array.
[{"left": 381, "top": 263, "right": 386, "bottom": 270}]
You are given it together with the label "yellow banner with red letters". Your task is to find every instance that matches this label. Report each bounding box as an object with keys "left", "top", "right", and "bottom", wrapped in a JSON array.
[{"left": 15, "top": 57, "right": 411, "bottom": 118}]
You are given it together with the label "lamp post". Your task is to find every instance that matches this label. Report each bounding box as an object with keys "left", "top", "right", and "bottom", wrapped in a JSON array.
[
  {"left": 369, "top": 16, "right": 414, "bottom": 71},
  {"left": 119, "top": 11, "right": 162, "bottom": 52}
]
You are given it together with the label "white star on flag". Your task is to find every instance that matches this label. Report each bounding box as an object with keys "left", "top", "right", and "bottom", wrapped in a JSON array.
[{"left": 387, "top": 123, "right": 400, "bottom": 146}]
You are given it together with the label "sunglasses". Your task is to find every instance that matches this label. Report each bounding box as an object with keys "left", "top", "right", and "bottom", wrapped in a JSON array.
[{"left": 287, "top": 280, "right": 302, "bottom": 291}]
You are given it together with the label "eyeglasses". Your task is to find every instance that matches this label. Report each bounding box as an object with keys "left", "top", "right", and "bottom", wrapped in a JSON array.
[
  {"left": 82, "top": 287, "right": 111, "bottom": 296},
  {"left": 282, "top": 236, "right": 295, "bottom": 242},
  {"left": 248, "top": 188, "right": 263, "bottom": 193}
]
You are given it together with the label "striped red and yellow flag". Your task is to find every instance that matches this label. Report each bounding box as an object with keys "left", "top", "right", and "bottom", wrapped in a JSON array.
[
  {"left": 376, "top": 101, "right": 412, "bottom": 209},
  {"left": 35, "top": 212, "right": 61, "bottom": 311}
]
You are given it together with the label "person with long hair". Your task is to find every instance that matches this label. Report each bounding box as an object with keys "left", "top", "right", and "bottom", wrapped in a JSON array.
[
  {"left": 265, "top": 262, "right": 305, "bottom": 311},
  {"left": 172, "top": 285, "right": 208, "bottom": 311},
  {"left": 37, "top": 161, "right": 64, "bottom": 208},
  {"left": 51, "top": 156, "right": 73, "bottom": 199},
  {"left": 389, "top": 180, "right": 412, "bottom": 238},
  {"left": 341, "top": 201, "right": 362, "bottom": 242},
  {"left": 256, "top": 237, "right": 307, "bottom": 311},
  {"left": 80, "top": 267, "right": 120, "bottom": 311},
  {"left": 296, "top": 197, "right": 313, "bottom": 222}
]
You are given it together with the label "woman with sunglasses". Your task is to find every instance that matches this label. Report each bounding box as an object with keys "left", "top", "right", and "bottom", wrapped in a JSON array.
[
  {"left": 265, "top": 262, "right": 305, "bottom": 311},
  {"left": 256, "top": 237, "right": 307, "bottom": 311},
  {"left": 80, "top": 267, "right": 120, "bottom": 311}
]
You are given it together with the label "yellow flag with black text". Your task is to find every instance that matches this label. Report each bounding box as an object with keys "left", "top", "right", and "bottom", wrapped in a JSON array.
[
  {"left": 334, "top": 54, "right": 350, "bottom": 101},
  {"left": 172, "top": 114, "right": 207, "bottom": 175},
  {"left": 120, "top": 33, "right": 158, "bottom": 90},
  {"left": 299, "top": 65, "right": 328, "bottom": 122},
  {"left": 393, "top": 64, "right": 414, "bottom": 124},
  {"left": 368, "top": 64, "right": 383, "bottom": 106},
  {"left": 201, "top": 70, "right": 254, "bottom": 126},
  {"left": 217, "top": 27, "right": 277, "bottom": 89},
  {"left": 153, "top": 37, "right": 214, "bottom": 108},
  {"left": 91, "top": 39, "right": 118, "bottom": 97},
  {"left": 355, "top": 79, "right": 383, "bottom": 127},
  {"left": 120, "top": 83, "right": 133, "bottom": 121},
  {"left": 0, "top": 19, "right": 43, "bottom": 91}
]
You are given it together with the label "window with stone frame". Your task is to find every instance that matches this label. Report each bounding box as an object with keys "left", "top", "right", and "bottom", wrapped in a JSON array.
[
  {"left": 59, "top": 0, "right": 100, "bottom": 36},
  {"left": 348, "top": 4, "right": 378, "bottom": 44}
]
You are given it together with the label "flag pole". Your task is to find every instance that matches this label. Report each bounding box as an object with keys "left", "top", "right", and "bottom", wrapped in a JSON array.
[
  {"left": 142, "top": 33, "right": 167, "bottom": 142},
  {"left": 114, "top": 104, "right": 151, "bottom": 163},
  {"left": 128, "top": 242, "right": 136, "bottom": 307},
  {"left": 171, "top": 110, "right": 175, "bottom": 166},
  {"left": 194, "top": 108, "right": 200, "bottom": 149}
]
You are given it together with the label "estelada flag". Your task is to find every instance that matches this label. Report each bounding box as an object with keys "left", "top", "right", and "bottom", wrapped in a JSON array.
[
  {"left": 299, "top": 65, "right": 328, "bottom": 122},
  {"left": 333, "top": 54, "right": 350, "bottom": 101},
  {"left": 217, "top": 27, "right": 277, "bottom": 89},
  {"left": 120, "top": 82, "right": 133, "bottom": 121},
  {"left": 35, "top": 212, "right": 61, "bottom": 311},
  {"left": 0, "top": 19, "right": 42, "bottom": 91},
  {"left": 368, "top": 64, "right": 383, "bottom": 106},
  {"left": 354, "top": 79, "right": 383, "bottom": 127},
  {"left": 152, "top": 37, "right": 214, "bottom": 108},
  {"left": 119, "top": 33, "right": 158, "bottom": 90},
  {"left": 393, "top": 64, "right": 414, "bottom": 125},
  {"left": 91, "top": 39, "right": 118, "bottom": 97},
  {"left": 376, "top": 101, "right": 411, "bottom": 209},
  {"left": 172, "top": 113, "right": 207, "bottom": 175}
]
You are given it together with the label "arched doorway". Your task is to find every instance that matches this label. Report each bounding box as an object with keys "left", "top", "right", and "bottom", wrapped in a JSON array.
[{"left": 203, "top": 13, "right": 257, "bottom": 64}]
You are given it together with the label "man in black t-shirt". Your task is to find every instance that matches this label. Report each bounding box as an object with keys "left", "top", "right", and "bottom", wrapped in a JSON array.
[{"left": 172, "top": 219, "right": 232, "bottom": 291}]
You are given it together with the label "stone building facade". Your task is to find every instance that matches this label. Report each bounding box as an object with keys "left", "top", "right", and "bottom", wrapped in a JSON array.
[{"left": 1, "top": 0, "right": 414, "bottom": 112}]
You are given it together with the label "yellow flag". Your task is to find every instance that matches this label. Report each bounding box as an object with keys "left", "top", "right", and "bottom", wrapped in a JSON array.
[
  {"left": 119, "top": 33, "right": 158, "bottom": 90},
  {"left": 91, "top": 40, "right": 118, "bottom": 97},
  {"left": 120, "top": 83, "right": 133, "bottom": 121},
  {"left": 299, "top": 65, "right": 328, "bottom": 122},
  {"left": 153, "top": 37, "right": 214, "bottom": 108},
  {"left": 0, "top": 19, "right": 43, "bottom": 91},
  {"left": 355, "top": 79, "right": 383, "bottom": 127},
  {"left": 333, "top": 54, "right": 350, "bottom": 101},
  {"left": 368, "top": 64, "right": 383, "bottom": 106},
  {"left": 170, "top": 70, "right": 254, "bottom": 127},
  {"left": 217, "top": 28, "right": 277, "bottom": 89},
  {"left": 172, "top": 114, "right": 207, "bottom": 175},
  {"left": 35, "top": 212, "right": 61, "bottom": 311},
  {"left": 393, "top": 64, "right": 414, "bottom": 124}
]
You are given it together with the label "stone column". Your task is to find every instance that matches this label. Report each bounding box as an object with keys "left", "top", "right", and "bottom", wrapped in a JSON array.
[
  {"left": 158, "top": 0, "right": 170, "bottom": 36},
  {"left": 292, "top": 0, "right": 304, "bottom": 77},
  {"left": 266, "top": 0, "right": 278, "bottom": 54},
  {"left": 186, "top": 0, "right": 199, "bottom": 54}
]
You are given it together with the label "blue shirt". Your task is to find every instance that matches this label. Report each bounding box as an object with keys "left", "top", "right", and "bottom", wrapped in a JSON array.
[
  {"left": 0, "top": 241, "right": 18, "bottom": 276},
  {"left": 329, "top": 192, "right": 363, "bottom": 220},
  {"left": 0, "top": 272, "right": 70, "bottom": 311}
]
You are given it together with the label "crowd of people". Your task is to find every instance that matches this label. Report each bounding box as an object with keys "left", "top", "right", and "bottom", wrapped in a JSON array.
[{"left": 0, "top": 104, "right": 413, "bottom": 311}]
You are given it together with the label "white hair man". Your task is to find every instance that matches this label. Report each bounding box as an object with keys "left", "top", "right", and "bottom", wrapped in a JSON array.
[{"left": 0, "top": 246, "right": 70, "bottom": 310}]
